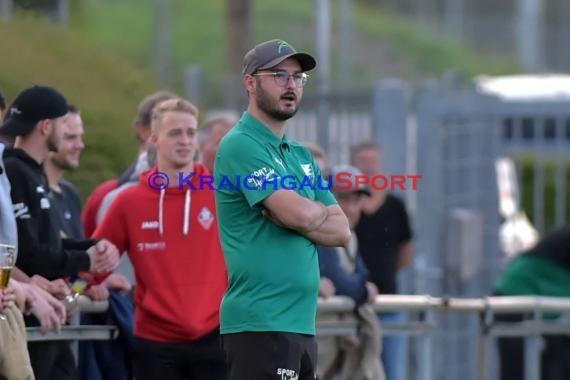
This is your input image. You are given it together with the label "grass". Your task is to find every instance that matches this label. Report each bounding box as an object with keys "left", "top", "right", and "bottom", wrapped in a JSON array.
[
  {"left": 71, "top": 0, "right": 154, "bottom": 65},
  {"left": 70, "top": 0, "right": 520, "bottom": 105},
  {"left": 354, "top": 7, "right": 517, "bottom": 78},
  {"left": 71, "top": 0, "right": 229, "bottom": 106}
]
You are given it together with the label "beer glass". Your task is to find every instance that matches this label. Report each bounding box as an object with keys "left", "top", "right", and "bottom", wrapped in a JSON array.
[{"left": 0, "top": 244, "right": 16, "bottom": 321}]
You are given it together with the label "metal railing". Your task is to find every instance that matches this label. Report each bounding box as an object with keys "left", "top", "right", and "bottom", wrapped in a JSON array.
[
  {"left": 26, "top": 294, "right": 570, "bottom": 380},
  {"left": 318, "top": 295, "right": 570, "bottom": 380},
  {"left": 25, "top": 296, "right": 116, "bottom": 343}
]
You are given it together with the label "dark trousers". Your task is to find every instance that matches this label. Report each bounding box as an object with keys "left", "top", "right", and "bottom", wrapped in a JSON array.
[
  {"left": 496, "top": 313, "right": 570, "bottom": 380},
  {"left": 27, "top": 341, "right": 78, "bottom": 380},
  {"left": 78, "top": 290, "right": 135, "bottom": 380},
  {"left": 221, "top": 332, "right": 317, "bottom": 380},
  {"left": 131, "top": 329, "right": 227, "bottom": 380}
]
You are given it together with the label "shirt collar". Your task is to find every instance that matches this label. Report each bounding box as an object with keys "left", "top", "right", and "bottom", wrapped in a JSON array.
[{"left": 239, "top": 111, "right": 291, "bottom": 149}]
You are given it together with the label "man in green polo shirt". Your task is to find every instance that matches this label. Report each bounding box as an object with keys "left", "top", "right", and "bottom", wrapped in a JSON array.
[{"left": 214, "top": 39, "right": 351, "bottom": 380}]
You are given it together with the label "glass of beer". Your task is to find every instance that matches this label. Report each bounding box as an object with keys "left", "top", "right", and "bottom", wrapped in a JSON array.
[{"left": 0, "top": 244, "right": 16, "bottom": 320}]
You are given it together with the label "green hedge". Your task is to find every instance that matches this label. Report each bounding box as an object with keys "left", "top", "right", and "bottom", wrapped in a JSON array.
[
  {"left": 520, "top": 156, "right": 570, "bottom": 230},
  {"left": 0, "top": 13, "right": 160, "bottom": 202}
]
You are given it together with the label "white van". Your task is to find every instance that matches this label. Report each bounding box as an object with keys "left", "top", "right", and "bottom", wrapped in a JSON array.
[{"left": 475, "top": 74, "right": 570, "bottom": 101}]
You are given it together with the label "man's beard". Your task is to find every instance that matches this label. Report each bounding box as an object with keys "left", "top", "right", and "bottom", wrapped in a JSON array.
[
  {"left": 52, "top": 155, "right": 75, "bottom": 170},
  {"left": 47, "top": 129, "right": 59, "bottom": 153},
  {"left": 255, "top": 83, "right": 299, "bottom": 121}
]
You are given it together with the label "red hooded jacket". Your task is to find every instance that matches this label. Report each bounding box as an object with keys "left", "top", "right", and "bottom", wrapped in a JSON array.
[{"left": 93, "top": 163, "right": 228, "bottom": 342}]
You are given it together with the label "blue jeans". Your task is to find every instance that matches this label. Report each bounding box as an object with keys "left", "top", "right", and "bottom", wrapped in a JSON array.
[{"left": 379, "top": 312, "right": 408, "bottom": 380}]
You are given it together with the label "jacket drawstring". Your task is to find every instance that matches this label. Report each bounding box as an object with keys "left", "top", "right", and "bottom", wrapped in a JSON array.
[
  {"left": 159, "top": 188, "right": 165, "bottom": 236},
  {"left": 183, "top": 189, "right": 191, "bottom": 236},
  {"left": 158, "top": 188, "right": 191, "bottom": 236}
]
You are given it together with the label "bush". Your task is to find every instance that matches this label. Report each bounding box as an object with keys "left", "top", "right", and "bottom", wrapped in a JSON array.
[{"left": 0, "top": 13, "right": 160, "bottom": 202}]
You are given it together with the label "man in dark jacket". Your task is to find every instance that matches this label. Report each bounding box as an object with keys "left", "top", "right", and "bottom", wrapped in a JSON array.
[
  {"left": 0, "top": 89, "right": 5, "bottom": 119},
  {"left": 495, "top": 225, "right": 570, "bottom": 380},
  {"left": 1, "top": 85, "right": 120, "bottom": 380}
]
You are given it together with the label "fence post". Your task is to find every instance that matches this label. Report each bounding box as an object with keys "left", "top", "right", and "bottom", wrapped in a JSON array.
[
  {"left": 56, "top": 0, "right": 69, "bottom": 25},
  {"left": 372, "top": 79, "right": 414, "bottom": 298},
  {"left": 416, "top": 308, "right": 434, "bottom": 380},
  {"left": 315, "top": 0, "right": 331, "bottom": 153},
  {"left": 532, "top": 159, "right": 545, "bottom": 234},
  {"left": 414, "top": 80, "right": 446, "bottom": 296},
  {"left": 372, "top": 79, "right": 409, "bottom": 196},
  {"left": 515, "top": 0, "right": 544, "bottom": 71},
  {"left": 478, "top": 308, "right": 493, "bottom": 380},
  {"left": 413, "top": 79, "right": 446, "bottom": 379},
  {"left": 154, "top": 0, "right": 172, "bottom": 86},
  {"left": 0, "top": 0, "right": 12, "bottom": 22},
  {"left": 338, "top": 0, "right": 353, "bottom": 89},
  {"left": 185, "top": 64, "right": 203, "bottom": 108},
  {"left": 524, "top": 307, "right": 542, "bottom": 380}
]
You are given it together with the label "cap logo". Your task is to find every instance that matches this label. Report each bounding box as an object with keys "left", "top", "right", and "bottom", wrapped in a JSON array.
[
  {"left": 278, "top": 41, "right": 290, "bottom": 54},
  {"left": 10, "top": 107, "right": 22, "bottom": 116}
]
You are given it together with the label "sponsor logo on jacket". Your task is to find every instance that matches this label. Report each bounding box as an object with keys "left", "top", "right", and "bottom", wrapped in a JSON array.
[
  {"left": 141, "top": 220, "right": 160, "bottom": 230},
  {"left": 136, "top": 241, "right": 166, "bottom": 251},
  {"left": 13, "top": 202, "right": 30, "bottom": 219}
]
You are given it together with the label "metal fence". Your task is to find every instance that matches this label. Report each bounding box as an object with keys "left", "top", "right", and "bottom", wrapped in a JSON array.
[
  {"left": 35, "top": 294, "right": 570, "bottom": 380},
  {"left": 411, "top": 81, "right": 570, "bottom": 379},
  {"left": 322, "top": 294, "right": 570, "bottom": 380},
  {"left": 290, "top": 76, "right": 570, "bottom": 380},
  {"left": 286, "top": 91, "right": 373, "bottom": 166},
  {"left": 498, "top": 101, "right": 570, "bottom": 233}
]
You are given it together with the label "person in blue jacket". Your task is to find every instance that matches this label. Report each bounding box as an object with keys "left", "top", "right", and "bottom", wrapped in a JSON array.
[
  {"left": 316, "top": 164, "right": 382, "bottom": 379},
  {"left": 318, "top": 164, "right": 378, "bottom": 305}
]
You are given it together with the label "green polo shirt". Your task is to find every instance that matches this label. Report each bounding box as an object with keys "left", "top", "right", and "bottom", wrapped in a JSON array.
[
  {"left": 495, "top": 254, "right": 570, "bottom": 319},
  {"left": 214, "top": 111, "right": 337, "bottom": 335}
]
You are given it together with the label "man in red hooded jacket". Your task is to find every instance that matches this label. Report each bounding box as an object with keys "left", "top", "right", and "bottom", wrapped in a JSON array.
[{"left": 93, "top": 98, "right": 228, "bottom": 380}]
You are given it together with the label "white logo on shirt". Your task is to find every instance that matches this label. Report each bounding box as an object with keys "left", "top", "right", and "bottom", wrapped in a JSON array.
[
  {"left": 198, "top": 207, "right": 214, "bottom": 230},
  {"left": 301, "top": 163, "right": 313, "bottom": 178},
  {"left": 13, "top": 202, "right": 30, "bottom": 219},
  {"left": 274, "top": 157, "right": 285, "bottom": 169},
  {"left": 136, "top": 241, "right": 166, "bottom": 251},
  {"left": 141, "top": 220, "right": 160, "bottom": 230},
  {"left": 247, "top": 167, "right": 276, "bottom": 189},
  {"left": 277, "top": 368, "right": 298, "bottom": 380},
  {"left": 40, "top": 197, "right": 50, "bottom": 210}
]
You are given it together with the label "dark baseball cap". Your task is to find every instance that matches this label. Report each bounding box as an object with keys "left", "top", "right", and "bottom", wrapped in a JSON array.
[
  {"left": 330, "top": 164, "right": 372, "bottom": 197},
  {"left": 243, "top": 39, "right": 317, "bottom": 75},
  {"left": 0, "top": 85, "right": 69, "bottom": 137}
]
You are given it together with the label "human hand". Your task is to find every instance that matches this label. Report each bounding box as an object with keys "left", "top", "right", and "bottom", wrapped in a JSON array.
[
  {"left": 365, "top": 282, "right": 378, "bottom": 304},
  {"left": 24, "top": 284, "right": 66, "bottom": 334},
  {"left": 29, "top": 274, "right": 51, "bottom": 292},
  {"left": 88, "top": 239, "right": 120, "bottom": 274},
  {"left": 319, "top": 277, "right": 336, "bottom": 298},
  {"left": 0, "top": 287, "right": 16, "bottom": 312},
  {"left": 48, "top": 279, "right": 72, "bottom": 300},
  {"left": 85, "top": 284, "right": 109, "bottom": 301},
  {"left": 103, "top": 273, "right": 132, "bottom": 293}
]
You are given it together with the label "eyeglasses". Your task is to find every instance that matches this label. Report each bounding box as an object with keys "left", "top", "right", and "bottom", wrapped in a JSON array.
[{"left": 253, "top": 71, "right": 309, "bottom": 88}]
